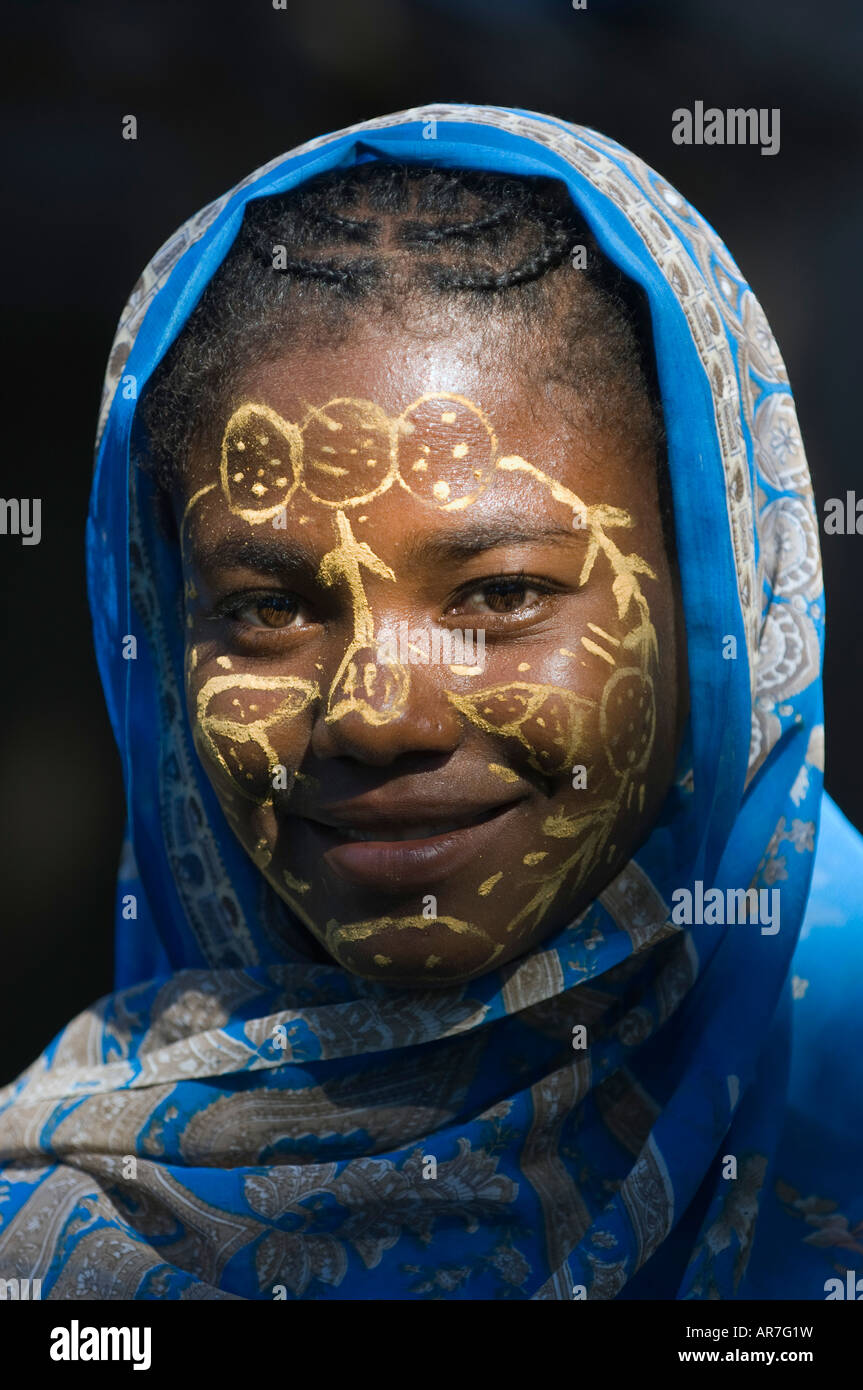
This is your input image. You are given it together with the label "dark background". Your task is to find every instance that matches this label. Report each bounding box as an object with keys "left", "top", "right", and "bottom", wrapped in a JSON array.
[{"left": 2, "top": 0, "right": 861, "bottom": 1084}]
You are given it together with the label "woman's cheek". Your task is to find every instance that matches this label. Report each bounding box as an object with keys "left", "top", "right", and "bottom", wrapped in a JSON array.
[
  {"left": 445, "top": 639, "right": 661, "bottom": 911},
  {"left": 185, "top": 655, "right": 319, "bottom": 807},
  {"left": 445, "top": 663, "right": 653, "bottom": 802},
  {"left": 447, "top": 680, "right": 599, "bottom": 778}
]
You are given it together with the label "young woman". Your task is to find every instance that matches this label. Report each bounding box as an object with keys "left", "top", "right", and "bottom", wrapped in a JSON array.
[{"left": 1, "top": 104, "right": 860, "bottom": 1301}]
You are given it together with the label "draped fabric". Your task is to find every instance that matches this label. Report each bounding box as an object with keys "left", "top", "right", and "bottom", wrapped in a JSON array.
[{"left": 1, "top": 104, "right": 860, "bottom": 1301}]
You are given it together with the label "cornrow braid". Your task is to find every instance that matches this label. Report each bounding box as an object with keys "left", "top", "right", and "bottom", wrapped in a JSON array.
[
  {"left": 253, "top": 251, "right": 380, "bottom": 293},
  {"left": 299, "top": 209, "right": 376, "bottom": 243},
  {"left": 135, "top": 162, "right": 673, "bottom": 552},
  {"left": 397, "top": 207, "right": 515, "bottom": 247},
  {"left": 429, "top": 216, "right": 574, "bottom": 291}
]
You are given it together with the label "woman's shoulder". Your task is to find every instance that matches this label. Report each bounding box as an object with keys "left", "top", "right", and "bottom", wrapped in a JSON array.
[
  {"left": 796, "top": 792, "right": 863, "bottom": 977},
  {"left": 793, "top": 791, "right": 861, "bottom": 1123},
  {"left": 784, "top": 789, "right": 863, "bottom": 1128},
  {"left": 742, "top": 795, "right": 863, "bottom": 1299},
  {"left": 789, "top": 792, "right": 863, "bottom": 1108}
]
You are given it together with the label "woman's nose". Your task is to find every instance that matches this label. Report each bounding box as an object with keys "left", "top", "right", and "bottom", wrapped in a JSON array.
[{"left": 309, "top": 639, "right": 463, "bottom": 765}]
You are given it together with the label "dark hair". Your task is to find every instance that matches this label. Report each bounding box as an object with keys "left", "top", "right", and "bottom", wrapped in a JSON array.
[{"left": 135, "top": 162, "right": 673, "bottom": 549}]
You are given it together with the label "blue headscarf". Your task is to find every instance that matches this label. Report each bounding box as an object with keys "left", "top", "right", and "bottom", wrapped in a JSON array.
[{"left": 0, "top": 104, "right": 858, "bottom": 1302}]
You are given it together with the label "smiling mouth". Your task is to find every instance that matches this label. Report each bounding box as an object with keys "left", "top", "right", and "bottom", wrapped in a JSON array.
[
  {"left": 315, "top": 809, "right": 502, "bottom": 843},
  {"left": 293, "top": 801, "right": 523, "bottom": 891}
]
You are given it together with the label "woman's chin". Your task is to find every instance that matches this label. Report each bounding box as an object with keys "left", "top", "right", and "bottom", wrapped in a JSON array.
[{"left": 318, "top": 908, "right": 511, "bottom": 987}]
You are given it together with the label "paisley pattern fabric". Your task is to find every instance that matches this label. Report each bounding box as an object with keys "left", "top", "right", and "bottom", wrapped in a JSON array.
[{"left": 0, "top": 104, "right": 860, "bottom": 1301}]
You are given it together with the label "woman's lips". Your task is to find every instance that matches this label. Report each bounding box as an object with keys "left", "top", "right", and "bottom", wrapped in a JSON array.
[{"left": 297, "top": 801, "right": 523, "bottom": 891}]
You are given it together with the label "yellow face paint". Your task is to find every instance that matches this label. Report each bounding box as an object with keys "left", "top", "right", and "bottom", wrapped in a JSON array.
[
  {"left": 194, "top": 674, "right": 319, "bottom": 803},
  {"left": 283, "top": 870, "right": 310, "bottom": 895},
  {"left": 323, "top": 912, "right": 505, "bottom": 981},
  {"left": 488, "top": 762, "right": 520, "bottom": 784},
  {"left": 317, "top": 510, "right": 409, "bottom": 726},
  {"left": 448, "top": 683, "right": 594, "bottom": 776},
  {"left": 221, "top": 402, "right": 302, "bottom": 522}
]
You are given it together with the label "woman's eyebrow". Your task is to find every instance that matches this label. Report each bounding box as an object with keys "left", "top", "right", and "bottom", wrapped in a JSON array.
[
  {"left": 190, "top": 534, "right": 320, "bottom": 578},
  {"left": 190, "top": 518, "right": 584, "bottom": 578},
  {"left": 404, "top": 519, "right": 583, "bottom": 566}
]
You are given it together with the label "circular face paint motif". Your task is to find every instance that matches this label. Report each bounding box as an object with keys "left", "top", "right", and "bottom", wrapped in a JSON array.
[
  {"left": 300, "top": 398, "right": 396, "bottom": 507},
  {"left": 397, "top": 393, "right": 496, "bottom": 510},
  {"left": 221, "top": 404, "right": 301, "bottom": 522},
  {"left": 601, "top": 668, "right": 656, "bottom": 776}
]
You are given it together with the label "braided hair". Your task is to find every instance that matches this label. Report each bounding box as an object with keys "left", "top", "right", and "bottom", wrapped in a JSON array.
[{"left": 136, "top": 163, "right": 673, "bottom": 549}]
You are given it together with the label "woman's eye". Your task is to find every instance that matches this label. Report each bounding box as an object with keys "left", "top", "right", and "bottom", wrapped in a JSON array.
[
  {"left": 229, "top": 595, "right": 302, "bottom": 629},
  {"left": 459, "top": 579, "right": 548, "bottom": 616}
]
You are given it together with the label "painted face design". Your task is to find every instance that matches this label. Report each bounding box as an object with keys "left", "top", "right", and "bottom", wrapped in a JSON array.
[{"left": 181, "top": 388, "right": 671, "bottom": 987}]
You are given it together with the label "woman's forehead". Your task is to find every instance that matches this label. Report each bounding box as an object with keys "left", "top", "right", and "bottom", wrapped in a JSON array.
[
  {"left": 180, "top": 383, "right": 660, "bottom": 569},
  {"left": 180, "top": 329, "right": 658, "bottom": 526},
  {"left": 229, "top": 313, "right": 540, "bottom": 422}
]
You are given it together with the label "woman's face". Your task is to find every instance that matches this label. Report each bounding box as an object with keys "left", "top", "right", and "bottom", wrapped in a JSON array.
[{"left": 177, "top": 312, "right": 686, "bottom": 986}]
